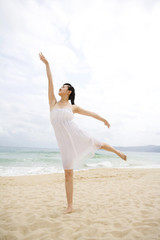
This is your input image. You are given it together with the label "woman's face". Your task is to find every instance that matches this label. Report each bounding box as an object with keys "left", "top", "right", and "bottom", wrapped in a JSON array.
[{"left": 58, "top": 85, "right": 71, "bottom": 97}]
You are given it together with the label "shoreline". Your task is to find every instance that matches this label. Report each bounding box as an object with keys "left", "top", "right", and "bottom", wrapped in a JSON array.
[
  {"left": 0, "top": 167, "right": 159, "bottom": 180},
  {"left": 1, "top": 166, "right": 160, "bottom": 178},
  {"left": 1, "top": 168, "right": 160, "bottom": 239}
]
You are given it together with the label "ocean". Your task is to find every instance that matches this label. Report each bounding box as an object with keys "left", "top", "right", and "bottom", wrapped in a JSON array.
[{"left": 0, "top": 146, "right": 160, "bottom": 176}]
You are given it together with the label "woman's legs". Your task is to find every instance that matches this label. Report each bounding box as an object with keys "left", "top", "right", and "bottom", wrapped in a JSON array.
[
  {"left": 62, "top": 143, "right": 126, "bottom": 214},
  {"left": 100, "top": 142, "right": 127, "bottom": 161},
  {"left": 64, "top": 169, "right": 73, "bottom": 214}
]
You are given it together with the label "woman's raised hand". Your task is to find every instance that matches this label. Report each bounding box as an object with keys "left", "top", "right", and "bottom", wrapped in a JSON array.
[
  {"left": 39, "top": 52, "right": 49, "bottom": 65},
  {"left": 103, "top": 119, "right": 111, "bottom": 128}
]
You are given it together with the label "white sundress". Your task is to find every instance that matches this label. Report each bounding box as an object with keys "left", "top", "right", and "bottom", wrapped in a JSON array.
[{"left": 50, "top": 108, "right": 103, "bottom": 170}]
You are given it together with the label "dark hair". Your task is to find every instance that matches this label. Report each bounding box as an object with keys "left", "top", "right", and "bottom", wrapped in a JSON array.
[{"left": 63, "top": 83, "right": 75, "bottom": 105}]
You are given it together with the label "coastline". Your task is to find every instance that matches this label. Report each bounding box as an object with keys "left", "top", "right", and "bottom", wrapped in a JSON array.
[{"left": 1, "top": 168, "right": 160, "bottom": 239}]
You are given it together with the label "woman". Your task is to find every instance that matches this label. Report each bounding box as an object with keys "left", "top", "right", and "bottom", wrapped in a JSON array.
[{"left": 39, "top": 52, "right": 127, "bottom": 214}]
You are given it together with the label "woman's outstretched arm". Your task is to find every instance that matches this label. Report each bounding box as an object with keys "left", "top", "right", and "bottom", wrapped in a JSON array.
[
  {"left": 39, "top": 52, "right": 57, "bottom": 110},
  {"left": 74, "top": 105, "right": 111, "bottom": 128}
]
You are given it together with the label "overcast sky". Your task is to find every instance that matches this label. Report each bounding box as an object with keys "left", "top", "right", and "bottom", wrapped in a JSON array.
[{"left": 0, "top": 0, "right": 160, "bottom": 149}]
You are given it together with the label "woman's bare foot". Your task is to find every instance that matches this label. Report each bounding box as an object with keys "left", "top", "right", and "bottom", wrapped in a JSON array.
[
  {"left": 117, "top": 150, "right": 127, "bottom": 161},
  {"left": 63, "top": 206, "right": 73, "bottom": 214}
]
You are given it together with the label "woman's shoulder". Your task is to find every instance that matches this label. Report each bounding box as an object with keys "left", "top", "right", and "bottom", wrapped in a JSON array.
[
  {"left": 71, "top": 104, "right": 79, "bottom": 111},
  {"left": 71, "top": 104, "right": 83, "bottom": 114}
]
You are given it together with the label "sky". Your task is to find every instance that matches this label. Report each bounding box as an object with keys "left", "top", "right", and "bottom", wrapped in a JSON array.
[{"left": 0, "top": 0, "right": 160, "bottom": 149}]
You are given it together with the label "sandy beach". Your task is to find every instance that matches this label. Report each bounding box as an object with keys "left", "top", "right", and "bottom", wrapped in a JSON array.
[{"left": 0, "top": 168, "right": 160, "bottom": 240}]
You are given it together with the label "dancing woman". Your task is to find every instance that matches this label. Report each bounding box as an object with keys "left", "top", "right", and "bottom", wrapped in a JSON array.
[{"left": 39, "top": 52, "right": 127, "bottom": 214}]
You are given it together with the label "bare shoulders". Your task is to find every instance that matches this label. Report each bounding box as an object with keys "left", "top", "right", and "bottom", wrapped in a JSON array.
[
  {"left": 71, "top": 104, "right": 78, "bottom": 113},
  {"left": 50, "top": 103, "right": 78, "bottom": 113}
]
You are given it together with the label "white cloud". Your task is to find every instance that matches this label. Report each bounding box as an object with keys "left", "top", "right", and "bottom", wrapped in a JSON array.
[{"left": 0, "top": 0, "right": 160, "bottom": 148}]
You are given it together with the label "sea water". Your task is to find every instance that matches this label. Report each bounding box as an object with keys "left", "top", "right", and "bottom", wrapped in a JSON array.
[{"left": 0, "top": 146, "right": 160, "bottom": 176}]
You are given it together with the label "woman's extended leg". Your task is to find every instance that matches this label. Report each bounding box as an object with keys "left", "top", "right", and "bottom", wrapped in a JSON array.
[
  {"left": 63, "top": 169, "right": 73, "bottom": 214},
  {"left": 100, "top": 143, "right": 127, "bottom": 161}
]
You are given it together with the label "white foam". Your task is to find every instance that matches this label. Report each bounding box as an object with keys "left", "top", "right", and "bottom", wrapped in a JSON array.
[{"left": 0, "top": 166, "right": 63, "bottom": 176}]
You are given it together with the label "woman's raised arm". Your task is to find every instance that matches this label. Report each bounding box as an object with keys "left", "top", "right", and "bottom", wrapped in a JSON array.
[{"left": 39, "top": 52, "right": 57, "bottom": 110}]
